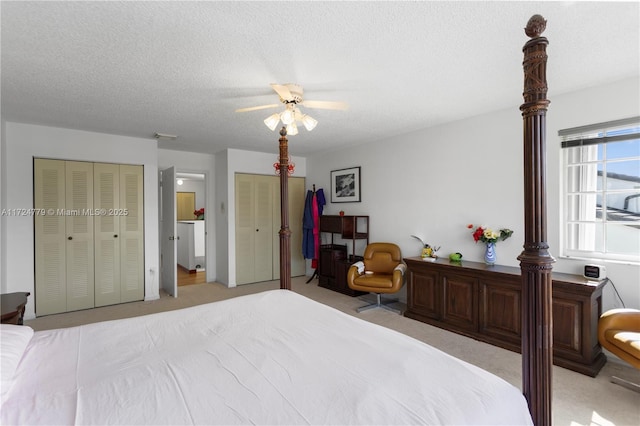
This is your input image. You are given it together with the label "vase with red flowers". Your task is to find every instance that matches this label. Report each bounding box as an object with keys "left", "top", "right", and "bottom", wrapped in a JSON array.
[
  {"left": 467, "top": 224, "right": 513, "bottom": 265},
  {"left": 194, "top": 208, "right": 205, "bottom": 220}
]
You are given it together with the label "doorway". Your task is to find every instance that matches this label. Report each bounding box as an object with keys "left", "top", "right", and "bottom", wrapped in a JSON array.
[{"left": 176, "top": 172, "right": 206, "bottom": 286}]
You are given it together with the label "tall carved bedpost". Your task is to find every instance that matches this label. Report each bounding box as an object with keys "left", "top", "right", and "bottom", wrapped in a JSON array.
[
  {"left": 518, "top": 15, "right": 554, "bottom": 426},
  {"left": 278, "top": 127, "right": 292, "bottom": 290}
]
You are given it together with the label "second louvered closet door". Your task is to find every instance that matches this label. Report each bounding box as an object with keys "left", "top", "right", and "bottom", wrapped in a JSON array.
[
  {"left": 119, "top": 165, "right": 144, "bottom": 303},
  {"left": 65, "top": 161, "right": 95, "bottom": 312},
  {"left": 94, "top": 163, "right": 120, "bottom": 307}
]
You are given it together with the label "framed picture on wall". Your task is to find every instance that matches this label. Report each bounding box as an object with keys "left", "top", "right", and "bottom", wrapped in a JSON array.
[{"left": 330, "top": 166, "right": 361, "bottom": 203}]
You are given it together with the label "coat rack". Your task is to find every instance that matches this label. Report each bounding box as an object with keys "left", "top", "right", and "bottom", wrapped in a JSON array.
[{"left": 305, "top": 184, "right": 319, "bottom": 283}]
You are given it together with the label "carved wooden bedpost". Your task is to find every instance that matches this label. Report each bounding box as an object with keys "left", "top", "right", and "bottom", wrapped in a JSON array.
[
  {"left": 519, "top": 15, "right": 554, "bottom": 426},
  {"left": 278, "top": 127, "right": 292, "bottom": 290}
]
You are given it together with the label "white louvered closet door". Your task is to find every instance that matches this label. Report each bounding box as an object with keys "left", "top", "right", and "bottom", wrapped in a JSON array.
[
  {"left": 272, "top": 176, "right": 306, "bottom": 279},
  {"left": 34, "top": 159, "right": 67, "bottom": 316},
  {"left": 65, "top": 161, "right": 95, "bottom": 312},
  {"left": 235, "top": 174, "right": 274, "bottom": 284},
  {"left": 235, "top": 174, "right": 255, "bottom": 285},
  {"left": 119, "top": 165, "right": 144, "bottom": 303},
  {"left": 35, "top": 160, "right": 144, "bottom": 316},
  {"left": 253, "top": 175, "right": 274, "bottom": 282},
  {"left": 236, "top": 174, "right": 300, "bottom": 285},
  {"left": 94, "top": 163, "right": 121, "bottom": 307}
]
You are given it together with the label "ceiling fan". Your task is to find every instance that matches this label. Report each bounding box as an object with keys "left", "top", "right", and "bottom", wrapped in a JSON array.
[{"left": 235, "top": 83, "right": 348, "bottom": 135}]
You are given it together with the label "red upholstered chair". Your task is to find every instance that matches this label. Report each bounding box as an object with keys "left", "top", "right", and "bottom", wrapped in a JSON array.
[
  {"left": 347, "top": 242, "right": 406, "bottom": 313},
  {"left": 598, "top": 308, "right": 640, "bottom": 392}
]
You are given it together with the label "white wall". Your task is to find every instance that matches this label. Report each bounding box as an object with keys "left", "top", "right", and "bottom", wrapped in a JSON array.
[
  {"left": 158, "top": 149, "right": 216, "bottom": 282},
  {"left": 306, "top": 77, "right": 640, "bottom": 310},
  {"left": 214, "top": 150, "right": 229, "bottom": 285},
  {"left": 0, "top": 120, "right": 6, "bottom": 293},
  {"left": 2, "top": 122, "right": 161, "bottom": 319},
  {"left": 222, "top": 148, "right": 307, "bottom": 286}
]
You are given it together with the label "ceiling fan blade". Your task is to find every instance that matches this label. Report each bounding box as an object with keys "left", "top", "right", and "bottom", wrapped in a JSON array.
[
  {"left": 235, "top": 104, "right": 280, "bottom": 113},
  {"left": 271, "top": 83, "right": 293, "bottom": 101},
  {"left": 302, "top": 100, "right": 349, "bottom": 110}
]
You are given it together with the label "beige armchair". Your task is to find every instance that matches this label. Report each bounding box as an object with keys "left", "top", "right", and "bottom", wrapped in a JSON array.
[
  {"left": 347, "top": 242, "right": 406, "bottom": 313},
  {"left": 598, "top": 308, "right": 640, "bottom": 392}
]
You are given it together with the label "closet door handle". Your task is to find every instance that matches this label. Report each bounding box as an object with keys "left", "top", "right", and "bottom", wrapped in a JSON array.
[
  {"left": 114, "top": 234, "right": 118, "bottom": 238},
  {"left": 68, "top": 236, "right": 73, "bottom": 240}
]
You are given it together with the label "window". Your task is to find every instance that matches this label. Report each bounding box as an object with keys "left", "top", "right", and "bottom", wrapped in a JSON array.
[{"left": 560, "top": 117, "right": 640, "bottom": 263}]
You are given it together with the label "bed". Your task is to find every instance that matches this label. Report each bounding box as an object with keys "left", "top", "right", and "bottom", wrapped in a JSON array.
[{"left": 1, "top": 290, "right": 533, "bottom": 425}]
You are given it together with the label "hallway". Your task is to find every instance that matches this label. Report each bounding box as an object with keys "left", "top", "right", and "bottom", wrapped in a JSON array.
[{"left": 178, "top": 266, "right": 206, "bottom": 286}]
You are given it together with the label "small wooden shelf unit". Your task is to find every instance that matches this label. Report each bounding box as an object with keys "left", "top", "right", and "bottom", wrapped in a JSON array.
[{"left": 318, "top": 215, "right": 369, "bottom": 296}]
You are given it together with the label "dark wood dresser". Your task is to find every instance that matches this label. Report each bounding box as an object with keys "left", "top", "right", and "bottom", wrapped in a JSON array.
[
  {"left": 1, "top": 292, "right": 31, "bottom": 325},
  {"left": 404, "top": 257, "right": 606, "bottom": 376}
]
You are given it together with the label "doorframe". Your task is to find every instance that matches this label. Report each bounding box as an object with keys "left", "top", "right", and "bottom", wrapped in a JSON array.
[
  {"left": 175, "top": 169, "right": 210, "bottom": 283},
  {"left": 159, "top": 166, "right": 177, "bottom": 297}
]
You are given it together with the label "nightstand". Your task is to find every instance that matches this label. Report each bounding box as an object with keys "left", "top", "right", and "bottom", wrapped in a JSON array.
[{"left": 1, "top": 292, "right": 31, "bottom": 325}]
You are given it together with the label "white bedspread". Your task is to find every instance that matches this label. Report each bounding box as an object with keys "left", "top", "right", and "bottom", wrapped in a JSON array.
[{"left": 1, "top": 290, "right": 533, "bottom": 425}]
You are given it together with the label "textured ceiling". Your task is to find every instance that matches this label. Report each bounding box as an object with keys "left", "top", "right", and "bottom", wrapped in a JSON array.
[{"left": 1, "top": 1, "right": 638, "bottom": 156}]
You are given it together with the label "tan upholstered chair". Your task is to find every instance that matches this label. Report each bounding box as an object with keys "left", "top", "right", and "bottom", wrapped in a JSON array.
[
  {"left": 598, "top": 308, "right": 640, "bottom": 392},
  {"left": 347, "top": 242, "right": 406, "bottom": 313}
]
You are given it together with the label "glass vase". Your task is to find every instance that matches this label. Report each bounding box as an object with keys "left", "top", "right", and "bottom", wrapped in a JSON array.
[{"left": 484, "top": 242, "right": 497, "bottom": 265}]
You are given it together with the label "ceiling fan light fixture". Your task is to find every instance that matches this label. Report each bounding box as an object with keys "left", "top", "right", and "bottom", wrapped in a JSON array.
[
  {"left": 264, "top": 113, "right": 280, "bottom": 131},
  {"left": 280, "top": 111, "right": 294, "bottom": 125},
  {"left": 280, "top": 107, "right": 295, "bottom": 125},
  {"left": 301, "top": 114, "right": 318, "bottom": 131},
  {"left": 286, "top": 122, "right": 299, "bottom": 136},
  {"left": 238, "top": 83, "right": 349, "bottom": 135}
]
